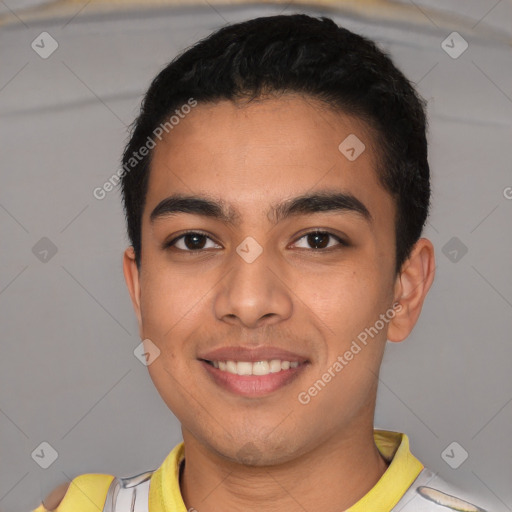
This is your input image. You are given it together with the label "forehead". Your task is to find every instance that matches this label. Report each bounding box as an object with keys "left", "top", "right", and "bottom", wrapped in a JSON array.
[{"left": 145, "top": 95, "right": 393, "bottom": 225}]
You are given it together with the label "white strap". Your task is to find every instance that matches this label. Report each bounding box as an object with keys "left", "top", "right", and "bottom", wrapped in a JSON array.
[
  {"left": 133, "top": 478, "right": 150, "bottom": 512},
  {"left": 114, "top": 485, "right": 135, "bottom": 511},
  {"left": 391, "top": 468, "right": 489, "bottom": 511},
  {"left": 103, "top": 471, "right": 153, "bottom": 512}
]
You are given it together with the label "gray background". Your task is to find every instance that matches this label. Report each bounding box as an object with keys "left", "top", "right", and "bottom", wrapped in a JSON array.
[{"left": 1, "top": 1, "right": 511, "bottom": 511}]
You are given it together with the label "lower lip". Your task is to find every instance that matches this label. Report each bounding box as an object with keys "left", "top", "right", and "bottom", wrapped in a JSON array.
[{"left": 200, "top": 360, "right": 306, "bottom": 397}]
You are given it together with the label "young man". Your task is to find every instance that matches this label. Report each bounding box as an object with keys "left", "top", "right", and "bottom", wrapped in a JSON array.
[{"left": 34, "top": 13, "right": 491, "bottom": 512}]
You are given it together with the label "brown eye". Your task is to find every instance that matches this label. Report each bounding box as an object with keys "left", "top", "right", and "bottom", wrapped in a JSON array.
[
  {"left": 293, "top": 231, "right": 347, "bottom": 250},
  {"left": 166, "top": 232, "right": 221, "bottom": 251}
]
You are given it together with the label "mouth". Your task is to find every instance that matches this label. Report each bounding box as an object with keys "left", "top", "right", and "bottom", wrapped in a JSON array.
[
  {"left": 202, "top": 358, "right": 300, "bottom": 376},
  {"left": 198, "top": 356, "right": 309, "bottom": 397},
  {"left": 197, "top": 346, "right": 310, "bottom": 397}
]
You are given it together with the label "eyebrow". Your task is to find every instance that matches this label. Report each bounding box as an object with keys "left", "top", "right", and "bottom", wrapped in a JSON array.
[{"left": 149, "top": 190, "right": 372, "bottom": 226}]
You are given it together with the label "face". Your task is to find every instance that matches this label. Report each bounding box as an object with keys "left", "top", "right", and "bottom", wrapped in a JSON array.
[{"left": 124, "top": 94, "right": 426, "bottom": 465}]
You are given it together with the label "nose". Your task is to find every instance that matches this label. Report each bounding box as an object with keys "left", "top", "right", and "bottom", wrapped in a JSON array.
[{"left": 213, "top": 241, "right": 293, "bottom": 329}]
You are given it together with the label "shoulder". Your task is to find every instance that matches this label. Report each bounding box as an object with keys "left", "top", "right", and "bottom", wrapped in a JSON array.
[
  {"left": 36, "top": 482, "right": 70, "bottom": 511},
  {"left": 33, "top": 474, "right": 115, "bottom": 512},
  {"left": 393, "top": 467, "right": 492, "bottom": 512}
]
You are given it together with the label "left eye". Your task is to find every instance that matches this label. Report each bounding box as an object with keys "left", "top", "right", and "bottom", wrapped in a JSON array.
[{"left": 292, "top": 231, "right": 347, "bottom": 250}]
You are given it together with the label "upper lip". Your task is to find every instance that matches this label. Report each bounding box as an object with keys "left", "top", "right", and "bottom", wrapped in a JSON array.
[{"left": 198, "top": 346, "right": 309, "bottom": 363}]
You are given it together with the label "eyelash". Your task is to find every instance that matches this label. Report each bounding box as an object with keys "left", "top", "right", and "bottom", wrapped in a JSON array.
[{"left": 164, "top": 230, "right": 349, "bottom": 253}]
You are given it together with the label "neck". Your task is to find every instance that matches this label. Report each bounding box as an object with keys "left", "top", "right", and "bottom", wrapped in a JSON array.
[{"left": 179, "top": 424, "right": 389, "bottom": 512}]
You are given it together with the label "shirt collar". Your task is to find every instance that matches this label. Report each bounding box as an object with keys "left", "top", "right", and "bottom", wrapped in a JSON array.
[{"left": 149, "top": 429, "right": 424, "bottom": 512}]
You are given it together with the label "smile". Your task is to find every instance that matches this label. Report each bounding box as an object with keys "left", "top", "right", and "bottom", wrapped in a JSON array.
[
  {"left": 200, "top": 359, "right": 307, "bottom": 397},
  {"left": 205, "top": 359, "right": 300, "bottom": 376}
]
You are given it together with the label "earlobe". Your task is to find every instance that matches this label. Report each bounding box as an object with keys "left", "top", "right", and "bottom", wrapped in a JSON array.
[
  {"left": 123, "top": 247, "right": 143, "bottom": 338},
  {"left": 387, "top": 238, "right": 435, "bottom": 343}
]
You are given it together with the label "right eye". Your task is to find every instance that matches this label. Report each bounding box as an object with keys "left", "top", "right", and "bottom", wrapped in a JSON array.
[{"left": 165, "top": 231, "right": 222, "bottom": 252}]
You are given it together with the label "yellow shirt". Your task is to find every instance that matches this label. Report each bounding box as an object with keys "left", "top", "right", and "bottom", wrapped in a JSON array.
[{"left": 33, "top": 429, "right": 424, "bottom": 512}]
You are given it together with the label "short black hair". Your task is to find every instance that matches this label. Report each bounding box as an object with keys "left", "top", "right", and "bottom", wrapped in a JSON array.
[{"left": 121, "top": 14, "right": 430, "bottom": 274}]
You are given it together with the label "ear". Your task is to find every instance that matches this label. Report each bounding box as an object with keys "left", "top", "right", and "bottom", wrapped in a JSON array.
[
  {"left": 387, "top": 237, "right": 435, "bottom": 343},
  {"left": 123, "top": 246, "right": 143, "bottom": 339}
]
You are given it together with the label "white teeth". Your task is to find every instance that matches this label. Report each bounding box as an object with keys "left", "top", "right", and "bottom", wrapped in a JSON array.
[
  {"left": 269, "top": 359, "right": 282, "bottom": 373},
  {"left": 237, "top": 361, "right": 253, "bottom": 375},
  {"left": 210, "top": 359, "right": 302, "bottom": 376},
  {"left": 226, "top": 360, "right": 237, "bottom": 374},
  {"left": 252, "top": 361, "right": 270, "bottom": 376}
]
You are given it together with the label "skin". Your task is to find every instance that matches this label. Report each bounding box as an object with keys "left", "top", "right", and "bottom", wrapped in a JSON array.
[{"left": 40, "top": 94, "right": 435, "bottom": 511}]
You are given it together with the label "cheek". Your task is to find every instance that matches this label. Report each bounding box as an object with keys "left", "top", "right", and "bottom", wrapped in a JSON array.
[
  {"left": 139, "top": 269, "right": 200, "bottom": 331},
  {"left": 299, "top": 265, "right": 389, "bottom": 398},
  {"left": 303, "top": 266, "right": 383, "bottom": 336}
]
